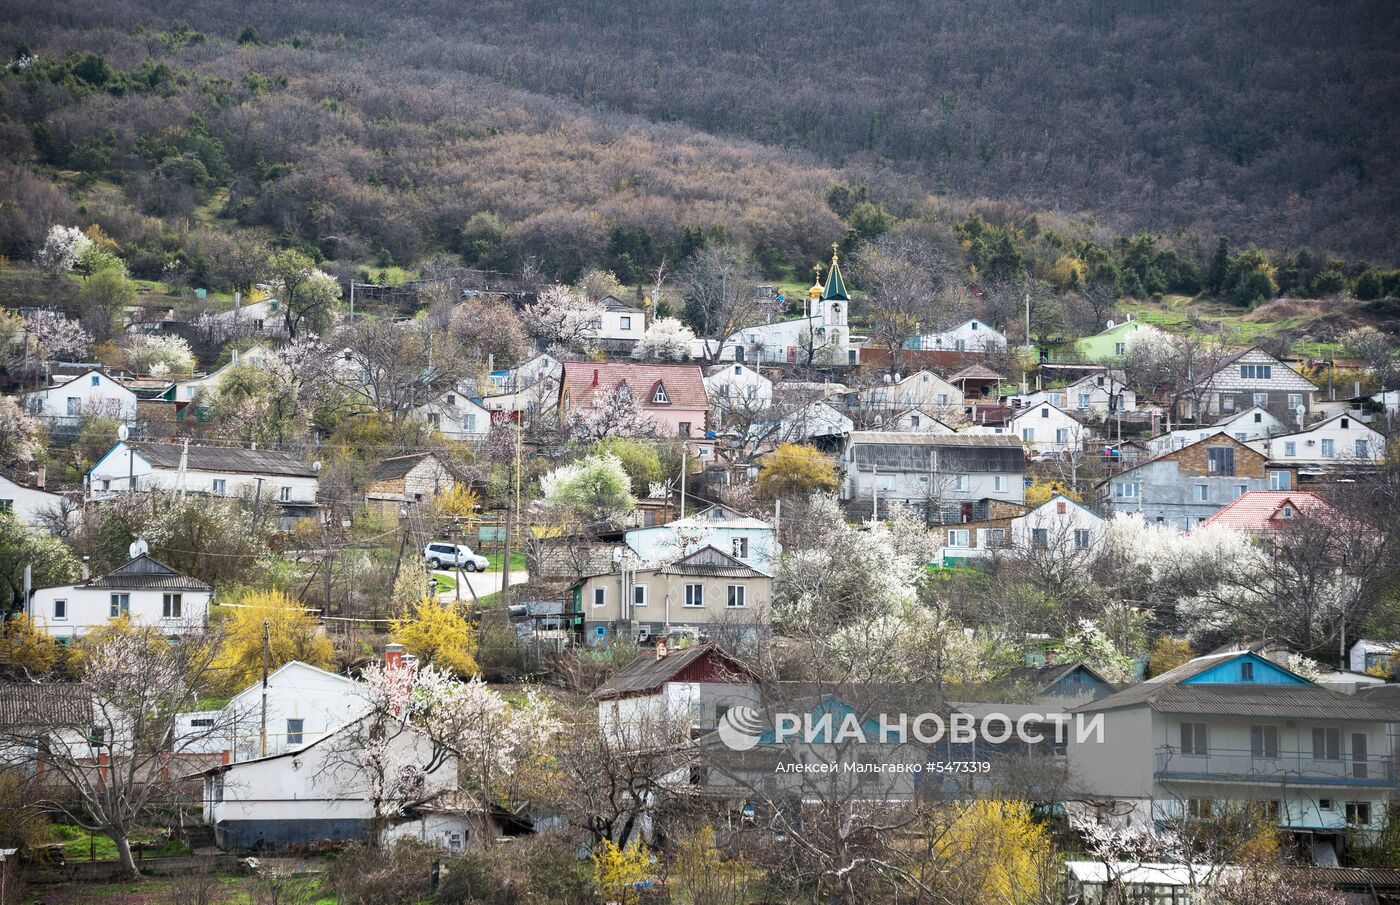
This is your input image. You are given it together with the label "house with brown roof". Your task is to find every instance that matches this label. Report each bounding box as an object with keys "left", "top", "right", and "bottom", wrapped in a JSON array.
[
  {"left": 365, "top": 452, "right": 457, "bottom": 519},
  {"left": 1179, "top": 346, "right": 1318, "bottom": 422},
  {"left": 948, "top": 364, "right": 1006, "bottom": 401},
  {"left": 568, "top": 545, "right": 771, "bottom": 648},
  {"left": 591, "top": 642, "right": 760, "bottom": 743},
  {"left": 27, "top": 554, "right": 212, "bottom": 640},
  {"left": 1099, "top": 434, "right": 1299, "bottom": 530},
  {"left": 559, "top": 360, "right": 709, "bottom": 441}
]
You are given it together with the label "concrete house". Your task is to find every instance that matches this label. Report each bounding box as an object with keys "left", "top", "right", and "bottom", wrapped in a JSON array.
[
  {"left": 365, "top": 452, "right": 457, "bottom": 518},
  {"left": 214, "top": 662, "right": 369, "bottom": 763},
  {"left": 163, "top": 345, "right": 278, "bottom": 404},
  {"left": 87, "top": 442, "right": 320, "bottom": 528},
  {"left": 1100, "top": 434, "right": 1300, "bottom": 530},
  {"left": 571, "top": 545, "right": 771, "bottom": 648},
  {"left": 907, "top": 318, "right": 1008, "bottom": 353},
  {"left": 415, "top": 389, "right": 491, "bottom": 441},
  {"left": 208, "top": 297, "right": 286, "bottom": 338},
  {"left": 1030, "top": 371, "right": 1138, "bottom": 416},
  {"left": 624, "top": 505, "right": 778, "bottom": 572},
  {"left": 28, "top": 554, "right": 212, "bottom": 640},
  {"left": 974, "top": 401, "right": 1095, "bottom": 454},
  {"left": 882, "top": 407, "right": 957, "bottom": 434},
  {"left": 935, "top": 494, "right": 1104, "bottom": 564},
  {"left": 1067, "top": 651, "right": 1400, "bottom": 858},
  {"left": 1072, "top": 318, "right": 1165, "bottom": 362},
  {"left": 705, "top": 363, "right": 774, "bottom": 417},
  {"left": 1147, "top": 406, "right": 1287, "bottom": 455},
  {"left": 559, "top": 360, "right": 709, "bottom": 441},
  {"left": 23, "top": 368, "right": 138, "bottom": 424},
  {"left": 591, "top": 643, "right": 760, "bottom": 744},
  {"left": 0, "top": 472, "right": 66, "bottom": 527},
  {"left": 860, "top": 370, "right": 964, "bottom": 412},
  {"left": 1181, "top": 347, "right": 1318, "bottom": 422},
  {"left": 486, "top": 353, "right": 561, "bottom": 394},
  {"left": 589, "top": 295, "right": 646, "bottom": 347},
  {"left": 843, "top": 432, "right": 1027, "bottom": 522},
  {"left": 1246, "top": 411, "right": 1387, "bottom": 467}
]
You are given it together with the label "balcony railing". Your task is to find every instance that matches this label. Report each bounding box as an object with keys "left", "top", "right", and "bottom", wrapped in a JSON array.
[{"left": 1155, "top": 747, "right": 1396, "bottom": 787}]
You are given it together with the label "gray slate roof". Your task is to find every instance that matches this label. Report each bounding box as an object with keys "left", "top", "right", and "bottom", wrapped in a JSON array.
[
  {"left": 87, "top": 554, "right": 211, "bottom": 591},
  {"left": 847, "top": 432, "right": 1026, "bottom": 473},
  {"left": 0, "top": 683, "right": 91, "bottom": 728},
  {"left": 1004, "top": 662, "right": 1114, "bottom": 693},
  {"left": 659, "top": 545, "right": 769, "bottom": 578},
  {"left": 1075, "top": 681, "right": 1400, "bottom": 722},
  {"left": 370, "top": 453, "right": 437, "bottom": 482},
  {"left": 592, "top": 644, "right": 754, "bottom": 701},
  {"left": 128, "top": 442, "right": 316, "bottom": 478}
]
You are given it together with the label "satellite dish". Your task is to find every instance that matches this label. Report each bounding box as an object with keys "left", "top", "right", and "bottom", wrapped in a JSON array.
[
  {"left": 1295, "top": 404, "right": 1306, "bottom": 429},
  {"left": 312, "top": 460, "right": 323, "bottom": 473},
  {"left": 128, "top": 538, "right": 149, "bottom": 559},
  {"left": 117, "top": 424, "right": 129, "bottom": 442}
]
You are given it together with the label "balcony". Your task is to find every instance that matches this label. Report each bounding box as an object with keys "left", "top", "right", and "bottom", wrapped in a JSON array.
[{"left": 1155, "top": 747, "right": 1396, "bottom": 788}]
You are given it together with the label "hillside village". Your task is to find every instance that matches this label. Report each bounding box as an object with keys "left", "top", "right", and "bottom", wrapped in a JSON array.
[{"left": 0, "top": 226, "right": 1395, "bottom": 904}]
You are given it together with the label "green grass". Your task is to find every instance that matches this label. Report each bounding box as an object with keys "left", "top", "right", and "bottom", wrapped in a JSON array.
[
  {"left": 484, "top": 551, "right": 527, "bottom": 572},
  {"left": 431, "top": 572, "right": 457, "bottom": 592},
  {"left": 51, "top": 824, "right": 189, "bottom": 860}
]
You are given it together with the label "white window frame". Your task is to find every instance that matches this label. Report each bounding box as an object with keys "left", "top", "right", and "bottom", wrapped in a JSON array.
[
  {"left": 110, "top": 593, "right": 130, "bottom": 618},
  {"left": 592, "top": 587, "right": 606, "bottom": 608},
  {"left": 1284, "top": 441, "right": 1296, "bottom": 456},
  {"left": 212, "top": 479, "right": 226, "bottom": 495},
  {"left": 619, "top": 315, "right": 631, "bottom": 330},
  {"left": 1193, "top": 484, "right": 1209, "bottom": 502},
  {"left": 684, "top": 584, "right": 704, "bottom": 608},
  {"left": 731, "top": 537, "right": 749, "bottom": 559},
  {"left": 280, "top": 485, "right": 292, "bottom": 502},
  {"left": 53, "top": 598, "right": 67, "bottom": 620},
  {"left": 632, "top": 584, "right": 647, "bottom": 608},
  {"left": 726, "top": 585, "right": 746, "bottom": 608},
  {"left": 1268, "top": 470, "right": 1290, "bottom": 490},
  {"left": 286, "top": 718, "right": 304, "bottom": 746},
  {"left": 947, "top": 529, "right": 970, "bottom": 548},
  {"left": 162, "top": 593, "right": 182, "bottom": 619},
  {"left": 993, "top": 476, "right": 1006, "bottom": 493},
  {"left": 1321, "top": 439, "right": 1335, "bottom": 457}
]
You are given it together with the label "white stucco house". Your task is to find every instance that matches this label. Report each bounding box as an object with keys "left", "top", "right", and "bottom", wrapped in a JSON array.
[
  {"left": 624, "top": 505, "right": 779, "bottom": 572},
  {"left": 907, "top": 318, "right": 1008, "bottom": 352},
  {"left": 87, "top": 441, "right": 320, "bottom": 527},
  {"left": 589, "top": 296, "right": 646, "bottom": 345},
  {"left": 28, "top": 554, "right": 212, "bottom": 640},
  {"left": 23, "top": 369, "right": 138, "bottom": 424},
  {"left": 197, "top": 661, "right": 371, "bottom": 763},
  {"left": 706, "top": 363, "right": 774, "bottom": 417},
  {"left": 1015, "top": 372, "right": 1137, "bottom": 416},
  {"left": 881, "top": 408, "right": 957, "bottom": 433},
  {"left": 937, "top": 494, "right": 1105, "bottom": 562},
  {"left": 0, "top": 473, "right": 67, "bottom": 527},
  {"left": 973, "top": 401, "right": 1095, "bottom": 454},
  {"left": 1147, "top": 406, "right": 1288, "bottom": 455},
  {"left": 861, "top": 370, "right": 964, "bottom": 411},
  {"left": 1246, "top": 412, "right": 1388, "bottom": 466},
  {"left": 166, "top": 345, "right": 278, "bottom": 403},
  {"left": 415, "top": 389, "right": 491, "bottom": 440},
  {"left": 209, "top": 297, "right": 287, "bottom": 338},
  {"left": 592, "top": 643, "right": 760, "bottom": 746}
]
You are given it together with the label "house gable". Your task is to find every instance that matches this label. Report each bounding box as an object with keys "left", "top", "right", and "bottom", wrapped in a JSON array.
[{"left": 1179, "top": 652, "right": 1309, "bottom": 686}]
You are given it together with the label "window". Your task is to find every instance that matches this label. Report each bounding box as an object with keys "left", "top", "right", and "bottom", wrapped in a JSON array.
[
  {"left": 1319, "top": 799, "right": 1334, "bottom": 810},
  {"left": 937, "top": 393, "right": 949, "bottom": 404},
  {"left": 910, "top": 415, "right": 921, "bottom": 427},
  {"left": 1283, "top": 441, "right": 1297, "bottom": 457},
  {"left": 1040, "top": 407, "right": 1050, "bottom": 418},
  {"left": 1341, "top": 417, "right": 1349, "bottom": 429},
  {"left": 190, "top": 717, "right": 214, "bottom": 728},
  {"left": 592, "top": 587, "right": 606, "bottom": 608},
  {"left": 684, "top": 584, "right": 704, "bottom": 607},
  {"left": 632, "top": 584, "right": 647, "bottom": 607},
  {"left": 1193, "top": 484, "right": 1209, "bottom": 502},
  {"left": 985, "top": 528, "right": 1006, "bottom": 547},
  {"left": 1240, "top": 661, "right": 1254, "bottom": 682},
  {"left": 1074, "top": 529, "right": 1091, "bottom": 550},
  {"left": 1355, "top": 438, "right": 1368, "bottom": 457},
  {"left": 1321, "top": 439, "right": 1335, "bottom": 457},
  {"left": 66, "top": 397, "right": 80, "bottom": 416},
  {"left": 678, "top": 422, "right": 691, "bottom": 437},
  {"left": 1077, "top": 394, "right": 1090, "bottom": 409},
  {"left": 286, "top": 719, "right": 304, "bottom": 746},
  {"left": 1253, "top": 412, "right": 1263, "bottom": 423},
  {"left": 1234, "top": 484, "right": 1247, "bottom": 499},
  {"left": 993, "top": 476, "right": 1006, "bottom": 493},
  {"left": 162, "top": 593, "right": 182, "bottom": 618},
  {"left": 90, "top": 374, "right": 100, "bottom": 387},
  {"left": 1312, "top": 727, "right": 1341, "bottom": 760},
  {"left": 1280, "top": 504, "right": 1296, "bottom": 519},
  {"left": 652, "top": 383, "right": 669, "bottom": 404},
  {"left": 1021, "top": 428, "right": 1035, "bottom": 442},
  {"left": 1288, "top": 393, "right": 1303, "bottom": 409},
  {"left": 110, "top": 594, "right": 130, "bottom": 618},
  {"left": 1241, "top": 364, "right": 1273, "bottom": 379},
  {"left": 213, "top": 773, "right": 224, "bottom": 802},
  {"left": 1187, "top": 799, "right": 1214, "bottom": 819},
  {"left": 947, "top": 529, "right": 970, "bottom": 548},
  {"left": 732, "top": 537, "right": 749, "bottom": 559},
  {"left": 212, "top": 479, "right": 226, "bottom": 495},
  {"left": 620, "top": 316, "right": 631, "bottom": 330},
  {"left": 1253, "top": 393, "right": 1268, "bottom": 407},
  {"left": 1113, "top": 481, "right": 1138, "bottom": 499},
  {"left": 427, "top": 413, "right": 441, "bottom": 428},
  {"left": 464, "top": 414, "right": 477, "bottom": 432},
  {"left": 1251, "top": 725, "right": 1278, "bottom": 758},
  {"left": 1180, "top": 722, "right": 1207, "bottom": 756},
  {"left": 1031, "top": 528, "right": 1049, "bottom": 548},
  {"left": 1114, "top": 342, "right": 1126, "bottom": 356},
  {"left": 1207, "top": 447, "right": 1235, "bottom": 475},
  {"left": 53, "top": 599, "right": 66, "bottom": 620},
  {"left": 1269, "top": 470, "right": 1290, "bottom": 490},
  {"left": 1347, "top": 802, "right": 1372, "bottom": 826},
  {"left": 952, "top": 474, "right": 968, "bottom": 491},
  {"left": 727, "top": 585, "right": 746, "bottom": 608},
  {"left": 1221, "top": 395, "right": 1235, "bottom": 412}
]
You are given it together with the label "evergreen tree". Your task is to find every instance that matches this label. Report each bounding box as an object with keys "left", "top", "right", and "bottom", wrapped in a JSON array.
[{"left": 1206, "top": 235, "right": 1230, "bottom": 295}]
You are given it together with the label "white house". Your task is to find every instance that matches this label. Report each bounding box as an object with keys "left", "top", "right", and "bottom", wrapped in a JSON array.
[
  {"left": 860, "top": 370, "right": 964, "bottom": 411},
  {"left": 589, "top": 296, "right": 646, "bottom": 345},
  {"left": 624, "top": 504, "right": 779, "bottom": 572},
  {"left": 0, "top": 473, "right": 67, "bottom": 527},
  {"left": 28, "top": 554, "right": 212, "bottom": 640},
  {"left": 209, "top": 297, "right": 286, "bottom": 338},
  {"left": 591, "top": 643, "right": 760, "bottom": 746},
  {"left": 166, "top": 345, "right": 278, "bottom": 403},
  {"left": 1027, "top": 372, "right": 1138, "bottom": 416},
  {"left": 907, "top": 318, "right": 1007, "bottom": 352},
  {"left": 87, "top": 442, "right": 319, "bottom": 527},
  {"left": 415, "top": 389, "right": 491, "bottom": 440},
  {"left": 878, "top": 407, "right": 956, "bottom": 434},
  {"left": 23, "top": 369, "right": 137, "bottom": 423},
  {"left": 485, "top": 353, "right": 561, "bottom": 394},
  {"left": 1246, "top": 411, "right": 1387, "bottom": 466},
  {"left": 772, "top": 401, "right": 854, "bottom": 442},
  {"left": 198, "top": 716, "right": 458, "bottom": 850},
  {"left": 705, "top": 363, "right": 774, "bottom": 417},
  {"left": 1350, "top": 640, "right": 1400, "bottom": 676},
  {"left": 203, "top": 661, "right": 370, "bottom": 763},
  {"left": 977, "top": 401, "right": 1094, "bottom": 454},
  {"left": 843, "top": 433, "right": 1027, "bottom": 521},
  {"left": 1067, "top": 650, "right": 1400, "bottom": 858},
  {"left": 708, "top": 251, "right": 857, "bottom": 366},
  {"left": 1147, "top": 406, "right": 1287, "bottom": 455},
  {"left": 938, "top": 494, "right": 1104, "bottom": 562}
]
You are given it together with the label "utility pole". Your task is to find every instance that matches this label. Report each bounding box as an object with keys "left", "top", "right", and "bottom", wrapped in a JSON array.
[
  {"left": 258, "top": 619, "right": 270, "bottom": 758},
  {"left": 1024, "top": 290, "right": 1031, "bottom": 352},
  {"left": 679, "top": 442, "right": 688, "bottom": 519}
]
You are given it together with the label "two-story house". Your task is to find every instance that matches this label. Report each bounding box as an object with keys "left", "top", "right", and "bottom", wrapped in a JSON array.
[
  {"left": 844, "top": 432, "right": 1027, "bottom": 522},
  {"left": 974, "top": 401, "right": 1096, "bottom": 455},
  {"left": 1147, "top": 406, "right": 1288, "bottom": 456},
  {"left": 1018, "top": 371, "right": 1138, "bottom": 416},
  {"left": 23, "top": 368, "right": 138, "bottom": 424},
  {"left": 705, "top": 363, "right": 774, "bottom": 418},
  {"left": 624, "top": 504, "right": 779, "bottom": 572},
  {"left": 1182, "top": 347, "right": 1318, "bottom": 422},
  {"left": 1099, "top": 434, "right": 1299, "bottom": 530},
  {"left": 859, "top": 370, "right": 964, "bottom": 412},
  {"left": 87, "top": 442, "right": 320, "bottom": 529},
  {"left": 570, "top": 546, "right": 771, "bottom": 647},
  {"left": 28, "top": 553, "right": 212, "bottom": 640},
  {"left": 559, "top": 361, "right": 710, "bottom": 441},
  {"left": 1246, "top": 412, "right": 1388, "bottom": 468},
  {"left": 590, "top": 295, "right": 647, "bottom": 348},
  {"left": 934, "top": 494, "right": 1104, "bottom": 564},
  {"left": 1067, "top": 650, "right": 1400, "bottom": 860}
]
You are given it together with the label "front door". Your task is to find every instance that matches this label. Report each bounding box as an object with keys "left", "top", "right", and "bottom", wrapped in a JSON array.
[{"left": 1353, "top": 734, "right": 1368, "bottom": 779}]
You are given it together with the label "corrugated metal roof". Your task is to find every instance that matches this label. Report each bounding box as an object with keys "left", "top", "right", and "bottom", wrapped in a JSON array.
[
  {"left": 0, "top": 683, "right": 91, "bottom": 728},
  {"left": 86, "top": 554, "right": 211, "bottom": 591},
  {"left": 659, "top": 545, "right": 770, "bottom": 578},
  {"left": 1076, "top": 682, "right": 1400, "bottom": 721},
  {"left": 848, "top": 432, "right": 1026, "bottom": 473},
  {"left": 369, "top": 453, "right": 437, "bottom": 482},
  {"left": 592, "top": 644, "right": 755, "bottom": 700},
  {"left": 127, "top": 442, "right": 316, "bottom": 477}
]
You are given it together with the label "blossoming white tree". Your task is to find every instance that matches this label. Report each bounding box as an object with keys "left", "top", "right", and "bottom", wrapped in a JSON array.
[
  {"left": 120, "top": 334, "right": 196, "bottom": 377},
  {"left": 521, "top": 284, "right": 605, "bottom": 355},
  {"left": 34, "top": 225, "right": 92, "bottom": 277},
  {"left": 540, "top": 452, "right": 637, "bottom": 522},
  {"left": 569, "top": 385, "right": 658, "bottom": 440},
  {"left": 23, "top": 310, "right": 93, "bottom": 363},
  {"left": 630, "top": 316, "right": 695, "bottom": 362}
]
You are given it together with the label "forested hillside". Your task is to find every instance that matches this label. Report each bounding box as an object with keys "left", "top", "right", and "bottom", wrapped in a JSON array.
[{"left": 6, "top": 0, "right": 1396, "bottom": 266}]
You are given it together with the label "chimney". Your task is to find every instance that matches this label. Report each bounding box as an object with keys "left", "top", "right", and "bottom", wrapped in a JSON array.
[
  {"left": 384, "top": 643, "right": 405, "bottom": 670},
  {"left": 655, "top": 637, "right": 669, "bottom": 660},
  {"left": 35, "top": 465, "right": 45, "bottom": 489},
  {"left": 593, "top": 369, "right": 600, "bottom": 387}
]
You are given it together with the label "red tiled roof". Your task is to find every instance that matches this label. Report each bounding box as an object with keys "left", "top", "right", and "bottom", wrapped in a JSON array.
[
  {"left": 561, "top": 360, "right": 708, "bottom": 409},
  {"left": 1197, "top": 491, "right": 1331, "bottom": 531}
]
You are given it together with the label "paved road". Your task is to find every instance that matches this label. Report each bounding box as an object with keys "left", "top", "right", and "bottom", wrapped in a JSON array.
[{"left": 433, "top": 568, "right": 528, "bottom": 603}]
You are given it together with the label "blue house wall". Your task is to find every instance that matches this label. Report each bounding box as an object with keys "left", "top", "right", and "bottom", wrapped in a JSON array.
[{"left": 1181, "top": 653, "right": 1308, "bottom": 685}]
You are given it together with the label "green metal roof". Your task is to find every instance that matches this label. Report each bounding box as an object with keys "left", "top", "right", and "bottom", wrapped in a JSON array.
[{"left": 821, "top": 247, "right": 849, "bottom": 301}]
